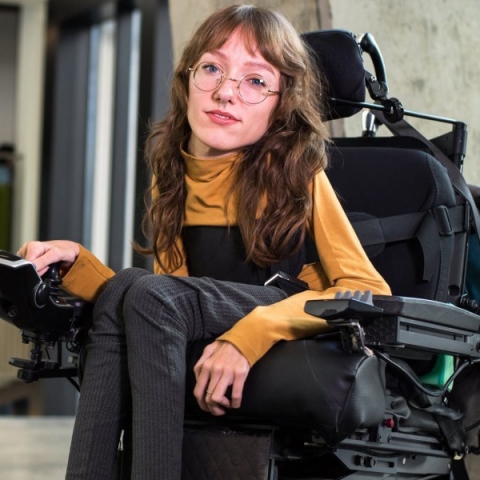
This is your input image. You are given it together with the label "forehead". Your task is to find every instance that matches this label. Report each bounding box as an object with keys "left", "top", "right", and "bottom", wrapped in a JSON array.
[
  {"left": 203, "top": 29, "right": 260, "bottom": 59},
  {"left": 201, "top": 30, "right": 277, "bottom": 74}
]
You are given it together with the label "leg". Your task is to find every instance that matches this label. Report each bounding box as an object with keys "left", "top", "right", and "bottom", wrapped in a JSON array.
[
  {"left": 122, "top": 275, "right": 287, "bottom": 480},
  {"left": 66, "top": 268, "right": 151, "bottom": 480}
]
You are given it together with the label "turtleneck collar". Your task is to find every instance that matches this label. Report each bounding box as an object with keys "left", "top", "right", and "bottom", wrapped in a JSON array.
[{"left": 181, "top": 148, "right": 240, "bottom": 183}]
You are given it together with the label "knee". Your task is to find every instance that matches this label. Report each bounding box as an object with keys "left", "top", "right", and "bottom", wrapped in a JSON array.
[
  {"left": 104, "top": 268, "right": 150, "bottom": 294},
  {"left": 95, "top": 267, "right": 151, "bottom": 311},
  {"left": 122, "top": 274, "right": 170, "bottom": 315},
  {"left": 122, "top": 275, "right": 191, "bottom": 335}
]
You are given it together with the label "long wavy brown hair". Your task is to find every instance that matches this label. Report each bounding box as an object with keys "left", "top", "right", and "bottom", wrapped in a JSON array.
[{"left": 139, "top": 4, "right": 330, "bottom": 272}]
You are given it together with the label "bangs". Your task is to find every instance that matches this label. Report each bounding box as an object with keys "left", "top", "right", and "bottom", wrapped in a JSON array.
[{"left": 181, "top": 5, "right": 293, "bottom": 73}]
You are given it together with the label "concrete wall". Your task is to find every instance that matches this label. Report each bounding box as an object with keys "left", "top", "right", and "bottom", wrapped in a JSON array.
[
  {"left": 169, "top": 0, "right": 480, "bottom": 185},
  {"left": 169, "top": 0, "right": 321, "bottom": 64},
  {"left": 329, "top": 0, "right": 480, "bottom": 184}
]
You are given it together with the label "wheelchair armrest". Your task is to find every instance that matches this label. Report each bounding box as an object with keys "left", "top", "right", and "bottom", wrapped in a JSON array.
[
  {"left": 305, "top": 294, "right": 480, "bottom": 358},
  {"left": 305, "top": 295, "right": 384, "bottom": 322}
]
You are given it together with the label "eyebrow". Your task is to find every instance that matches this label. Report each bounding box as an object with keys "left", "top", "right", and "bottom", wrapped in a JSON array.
[
  {"left": 206, "top": 50, "right": 276, "bottom": 76},
  {"left": 243, "top": 60, "right": 276, "bottom": 76}
]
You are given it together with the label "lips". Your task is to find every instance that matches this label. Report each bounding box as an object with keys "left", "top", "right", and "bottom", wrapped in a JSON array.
[{"left": 206, "top": 110, "right": 239, "bottom": 125}]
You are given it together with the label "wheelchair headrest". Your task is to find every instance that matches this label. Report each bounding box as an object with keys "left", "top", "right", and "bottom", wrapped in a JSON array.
[{"left": 301, "top": 29, "right": 366, "bottom": 120}]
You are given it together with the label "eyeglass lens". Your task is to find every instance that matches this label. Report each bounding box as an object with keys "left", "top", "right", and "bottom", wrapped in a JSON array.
[{"left": 193, "top": 63, "right": 270, "bottom": 104}]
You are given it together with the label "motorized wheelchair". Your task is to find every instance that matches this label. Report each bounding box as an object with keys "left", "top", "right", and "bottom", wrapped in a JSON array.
[{"left": 1, "top": 29, "right": 480, "bottom": 480}]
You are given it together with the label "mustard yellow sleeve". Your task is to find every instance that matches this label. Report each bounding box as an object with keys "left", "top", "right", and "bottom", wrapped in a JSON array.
[
  {"left": 218, "top": 170, "right": 391, "bottom": 366},
  {"left": 61, "top": 245, "right": 115, "bottom": 302}
]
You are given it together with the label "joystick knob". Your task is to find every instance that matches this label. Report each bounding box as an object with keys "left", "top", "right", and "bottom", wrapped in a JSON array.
[{"left": 35, "top": 262, "right": 63, "bottom": 307}]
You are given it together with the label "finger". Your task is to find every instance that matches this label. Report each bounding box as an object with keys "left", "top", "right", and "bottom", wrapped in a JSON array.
[
  {"left": 197, "top": 387, "right": 228, "bottom": 415},
  {"left": 206, "top": 403, "right": 226, "bottom": 416},
  {"left": 204, "top": 367, "right": 237, "bottom": 416},
  {"left": 204, "top": 388, "right": 228, "bottom": 416},
  {"left": 17, "top": 242, "right": 49, "bottom": 275},
  {"left": 193, "top": 341, "right": 250, "bottom": 415},
  {"left": 207, "top": 374, "right": 232, "bottom": 407},
  {"left": 18, "top": 242, "right": 51, "bottom": 271},
  {"left": 193, "top": 358, "right": 218, "bottom": 410},
  {"left": 206, "top": 376, "right": 249, "bottom": 412},
  {"left": 211, "top": 343, "right": 250, "bottom": 409},
  {"left": 31, "top": 248, "right": 61, "bottom": 276},
  {"left": 193, "top": 343, "right": 218, "bottom": 380},
  {"left": 230, "top": 370, "right": 248, "bottom": 408},
  {"left": 194, "top": 374, "right": 210, "bottom": 412},
  {"left": 18, "top": 241, "right": 45, "bottom": 261},
  {"left": 193, "top": 342, "right": 222, "bottom": 410},
  {"left": 196, "top": 362, "right": 227, "bottom": 414},
  {"left": 36, "top": 265, "right": 50, "bottom": 277},
  {"left": 16, "top": 242, "right": 28, "bottom": 257}
]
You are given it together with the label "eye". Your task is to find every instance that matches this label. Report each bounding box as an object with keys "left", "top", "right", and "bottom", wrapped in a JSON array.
[
  {"left": 201, "top": 63, "right": 222, "bottom": 76},
  {"left": 244, "top": 75, "right": 267, "bottom": 90}
]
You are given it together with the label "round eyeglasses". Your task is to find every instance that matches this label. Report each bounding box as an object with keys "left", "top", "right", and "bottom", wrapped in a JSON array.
[{"left": 188, "top": 62, "right": 280, "bottom": 105}]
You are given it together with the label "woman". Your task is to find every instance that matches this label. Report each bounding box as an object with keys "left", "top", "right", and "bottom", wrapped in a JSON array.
[{"left": 19, "top": 5, "right": 390, "bottom": 479}]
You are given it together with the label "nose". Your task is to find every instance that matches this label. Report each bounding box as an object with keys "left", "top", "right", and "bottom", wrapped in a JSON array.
[{"left": 213, "top": 77, "right": 237, "bottom": 104}]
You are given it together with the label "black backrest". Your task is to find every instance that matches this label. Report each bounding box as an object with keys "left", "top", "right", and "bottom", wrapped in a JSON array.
[
  {"left": 301, "top": 30, "right": 471, "bottom": 305},
  {"left": 326, "top": 138, "right": 469, "bottom": 304}
]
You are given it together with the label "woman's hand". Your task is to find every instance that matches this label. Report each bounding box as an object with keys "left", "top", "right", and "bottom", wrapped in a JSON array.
[
  {"left": 17, "top": 240, "right": 80, "bottom": 277},
  {"left": 193, "top": 340, "right": 250, "bottom": 416}
]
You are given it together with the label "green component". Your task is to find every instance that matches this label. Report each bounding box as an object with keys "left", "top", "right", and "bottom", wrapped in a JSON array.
[{"left": 420, "top": 354, "right": 455, "bottom": 389}]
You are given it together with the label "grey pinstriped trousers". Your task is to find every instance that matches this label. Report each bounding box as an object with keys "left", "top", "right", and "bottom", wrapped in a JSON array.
[{"left": 65, "top": 268, "right": 287, "bottom": 480}]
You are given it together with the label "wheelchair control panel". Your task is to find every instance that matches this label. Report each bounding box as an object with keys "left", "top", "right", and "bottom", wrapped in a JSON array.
[{"left": 0, "top": 250, "right": 92, "bottom": 384}]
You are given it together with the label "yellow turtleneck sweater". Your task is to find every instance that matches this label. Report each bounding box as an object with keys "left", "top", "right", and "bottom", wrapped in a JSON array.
[{"left": 62, "top": 151, "right": 390, "bottom": 366}]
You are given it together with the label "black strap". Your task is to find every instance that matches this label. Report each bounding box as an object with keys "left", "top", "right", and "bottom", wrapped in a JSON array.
[
  {"left": 350, "top": 205, "right": 466, "bottom": 284},
  {"left": 372, "top": 110, "right": 480, "bottom": 245},
  {"left": 352, "top": 206, "right": 466, "bottom": 246},
  {"left": 451, "top": 456, "right": 471, "bottom": 480}
]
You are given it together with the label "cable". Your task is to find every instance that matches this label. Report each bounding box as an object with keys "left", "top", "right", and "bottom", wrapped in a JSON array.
[
  {"left": 66, "top": 376, "right": 80, "bottom": 393},
  {"left": 373, "top": 350, "right": 480, "bottom": 397}
]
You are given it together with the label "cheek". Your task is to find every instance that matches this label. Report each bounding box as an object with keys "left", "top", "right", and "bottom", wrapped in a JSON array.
[
  {"left": 186, "top": 91, "right": 203, "bottom": 127},
  {"left": 254, "top": 101, "right": 278, "bottom": 133}
]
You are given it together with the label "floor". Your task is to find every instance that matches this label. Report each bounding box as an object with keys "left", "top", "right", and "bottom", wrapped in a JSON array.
[
  {"left": 0, "top": 416, "right": 479, "bottom": 479},
  {"left": 0, "top": 417, "right": 74, "bottom": 480}
]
